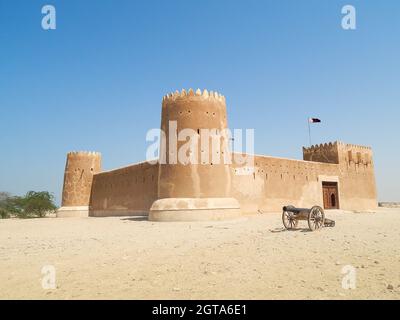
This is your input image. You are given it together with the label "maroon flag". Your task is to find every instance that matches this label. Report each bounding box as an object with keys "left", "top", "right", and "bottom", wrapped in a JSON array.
[{"left": 307, "top": 118, "right": 321, "bottom": 146}]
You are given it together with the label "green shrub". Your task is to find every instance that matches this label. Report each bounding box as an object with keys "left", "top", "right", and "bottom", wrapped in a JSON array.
[
  {"left": 0, "top": 208, "right": 10, "bottom": 219},
  {"left": 0, "top": 191, "right": 57, "bottom": 219},
  {"left": 0, "top": 192, "right": 11, "bottom": 219},
  {"left": 15, "top": 191, "right": 57, "bottom": 218}
]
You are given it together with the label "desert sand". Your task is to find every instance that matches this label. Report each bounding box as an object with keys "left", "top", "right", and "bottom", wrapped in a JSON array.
[{"left": 0, "top": 208, "right": 399, "bottom": 299}]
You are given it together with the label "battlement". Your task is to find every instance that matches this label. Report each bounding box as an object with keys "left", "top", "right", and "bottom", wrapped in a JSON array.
[
  {"left": 162, "top": 88, "right": 226, "bottom": 104},
  {"left": 303, "top": 141, "right": 338, "bottom": 152},
  {"left": 67, "top": 151, "right": 101, "bottom": 157},
  {"left": 303, "top": 141, "right": 340, "bottom": 164},
  {"left": 337, "top": 142, "right": 373, "bottom": 166},
  {"left": 303, "top": 141, "right": 373, "bottom": 166},
  {"left": 337, "top": 141, "right": 372, "bottom": 151}
]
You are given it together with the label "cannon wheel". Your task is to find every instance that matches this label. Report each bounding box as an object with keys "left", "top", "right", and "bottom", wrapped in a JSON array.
[
  {"left": 282, "top": 208, "right": 298, "bottom": 230},
  {"left": 308, "top": 206, "right": 325, "bottom": 231}
]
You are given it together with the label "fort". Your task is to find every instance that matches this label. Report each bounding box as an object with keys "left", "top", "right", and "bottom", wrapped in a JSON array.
[{"left": 57, "top": 89, "right": 377, "bottom": 221}]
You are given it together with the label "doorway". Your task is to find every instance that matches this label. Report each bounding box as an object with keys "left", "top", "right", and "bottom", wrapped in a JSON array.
[{"left": 322, "top": 182, "right": 339, "bottom": 209}]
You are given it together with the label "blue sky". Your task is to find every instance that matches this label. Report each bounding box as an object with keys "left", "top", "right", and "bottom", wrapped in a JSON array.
[{"left": 0, "top": 0, "right": 399, "bottom": 204}]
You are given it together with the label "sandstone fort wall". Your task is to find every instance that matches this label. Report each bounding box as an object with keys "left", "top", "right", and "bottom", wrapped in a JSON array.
[
  {"left": 157, "top": 89, "right": 232, "bottom": 199},
  {"left": 89, "top": 161, "right": 158, "bottom": 217},
  {"left": 59, "top": 89, "right": 378, "bottom": 219},
  {"left": 231, "top": 154, "right": 339, "bottom": 213},
  {"left": 61, "top": 151, "right": 101, "bottom": 207},
  {"left": 231, "top": 144, "right": 376, "bottom": 213}
]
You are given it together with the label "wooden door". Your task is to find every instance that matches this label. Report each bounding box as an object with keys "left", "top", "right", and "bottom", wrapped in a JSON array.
[{"left": 322, "top": 182, "right": 339, "bottom": 209}]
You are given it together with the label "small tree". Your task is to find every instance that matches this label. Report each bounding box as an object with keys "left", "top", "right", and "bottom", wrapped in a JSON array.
[
  {"left": 0, "top": 191, "right": 57, "bottom": 219},
  {"left": 16, "top": 191, "right": 57, "bottom": 218},
  {"left": 0, "top": 192, "right": 11, "bottom": 219}
]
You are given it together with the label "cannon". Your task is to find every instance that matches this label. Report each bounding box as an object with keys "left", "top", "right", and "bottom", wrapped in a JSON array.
[{"left": 282, "top": 205, "right": 335, "bottom": 231}]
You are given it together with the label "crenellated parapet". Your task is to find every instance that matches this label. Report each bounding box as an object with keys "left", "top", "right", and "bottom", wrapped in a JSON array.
[
  {"left": 303, "top": 141, "right": 340, "bottom": 164},
  {"left": 160, "top": 88, "right": 228, "bottom": 133},
  {"left": 162, "top": 88, "right": 226, "bottom": 104},
  {"left": 303, "top": 141, "right": 339, "bottom": 151},
  {"left": 67, "top": 151, "right": 101, "bottom": 157},
  {"left": 303, "top": 141, "right": 374, "bottom": 167},
  {"left": 337, "top": 142, "right": 373, "bottom": 166}
]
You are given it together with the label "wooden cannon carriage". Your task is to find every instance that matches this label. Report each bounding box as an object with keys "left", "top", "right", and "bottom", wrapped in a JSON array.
[{"left": 282, "top": 205, "right": 335, "bottom": 231}]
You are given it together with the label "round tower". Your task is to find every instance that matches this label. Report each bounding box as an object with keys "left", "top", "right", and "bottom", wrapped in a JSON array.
[
  {"left": 149, "top": 88, "right": 241, "bottom": 221},
  {"left": 57, "top": 151, "right": 102, "bottom": 218}
]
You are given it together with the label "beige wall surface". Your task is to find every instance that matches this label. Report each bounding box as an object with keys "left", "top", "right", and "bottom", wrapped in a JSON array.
[
  {"left": 336, "top": 143, "right": 377, "bottom": 210},
  {"left": 85, "top": 142, "right": 377, "bottom": 217},
  {"left": 158, "top": 90, "right": 232, "bottom": 199},
  {"left": 231, "top": 154, "right": 339, "bottom": 213},
  {"left": 89, "top": 161, "right": 158, "bottom": 217},
  {"left": 61, "top": 152, "right": 102, "bottom": 207},
  {"left": 231, "top": 145, "right": 377, "bottom": 213}
]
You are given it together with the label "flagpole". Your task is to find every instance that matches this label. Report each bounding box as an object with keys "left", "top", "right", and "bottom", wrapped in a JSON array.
[{"left": 308, "top": 118, "right": 312, "bottom": 146}]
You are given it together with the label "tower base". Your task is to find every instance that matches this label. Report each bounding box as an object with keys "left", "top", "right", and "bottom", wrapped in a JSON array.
[
  {"left": 57, "top": 206, "right": 89, "bottom": 218},
  {"left": 149, "top": 198, "right": 241, "bottom": 222}
]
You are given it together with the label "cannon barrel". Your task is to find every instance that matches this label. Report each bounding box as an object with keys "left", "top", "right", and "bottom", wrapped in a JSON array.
[{"left": 282, "top": 205, "right": 311, "bottom": 214}]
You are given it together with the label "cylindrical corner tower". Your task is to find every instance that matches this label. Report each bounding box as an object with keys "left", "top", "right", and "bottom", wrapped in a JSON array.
[
  {"left": 149, "top": 88, "right": 241, "bottom": 221},
  {"left": 57, "top": 151, "right": 102, "bottom": 218}
]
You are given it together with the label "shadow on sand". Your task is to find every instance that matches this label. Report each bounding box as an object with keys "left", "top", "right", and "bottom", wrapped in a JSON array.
[
  {"left": 269, "top": 227, "right": 312, "bottom": 233},
  {"left": 120, "top": 216, "right": 148, "bottom": 222}
]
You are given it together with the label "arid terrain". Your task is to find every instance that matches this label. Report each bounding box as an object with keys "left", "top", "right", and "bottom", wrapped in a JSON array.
[{"left": 0, "top": 208, "right": 399, "bottom": 299}]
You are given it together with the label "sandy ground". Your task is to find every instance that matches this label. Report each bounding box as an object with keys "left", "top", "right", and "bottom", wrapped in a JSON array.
[{"left": 0, "top": 208, "right": 399, "bottom": 300}]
